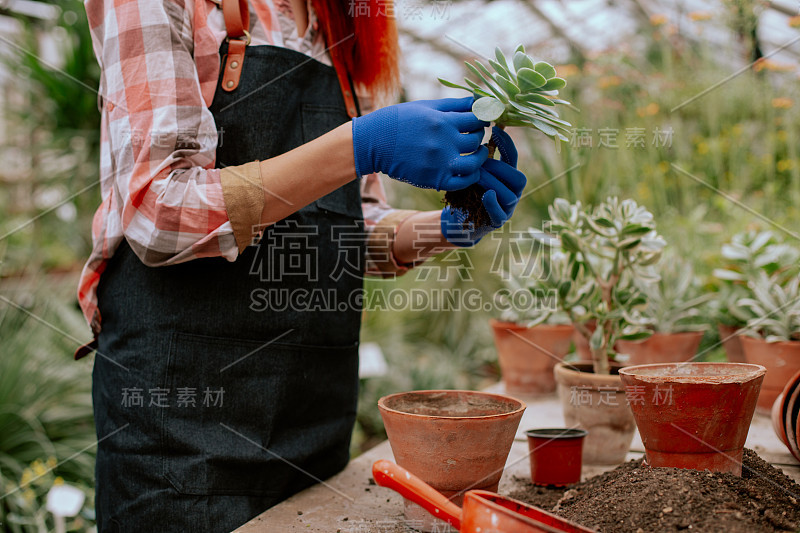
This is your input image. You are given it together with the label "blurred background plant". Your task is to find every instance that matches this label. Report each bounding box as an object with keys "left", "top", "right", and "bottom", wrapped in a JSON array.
[{"left": 2, "top": 0, "right": 799, "bottom": 476}]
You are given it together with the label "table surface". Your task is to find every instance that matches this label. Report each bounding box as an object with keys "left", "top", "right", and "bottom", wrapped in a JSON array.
[{"left": 235, "top": 385, "right": 800, "bottom": 533}]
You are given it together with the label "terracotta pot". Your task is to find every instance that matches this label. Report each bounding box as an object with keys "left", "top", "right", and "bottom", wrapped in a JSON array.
[
  {"left": 490, "top": 320, "right": 574, "bottom": 396},
  {"left": 616, "top": 331, "right": 704, "bottom": 365},
  {"left": 553, "top": 362, "right": 637, "bottom": 465},
  {"left": 718, "top": 324, "right": 746, "bottom": 363},
  {"left": 785, "top": 375, "right": 800, "bottom": 462},
  {"left": 772, "top": 370, "right": 800, "bottom": 456},
  {"left": 740, "top": 336, "right": 800, "bottom": 414},
  {"left": 619, "top": 362, "right": 765, "bottom": 475},
  {"left": 378, "top": 390, "right": 525, "bottom": 532},
  {"left": 526, "top": 428, "right": 587, "bottom": 486}
]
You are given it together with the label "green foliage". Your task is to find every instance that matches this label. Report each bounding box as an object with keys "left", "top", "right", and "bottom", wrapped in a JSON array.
[
  {"left": 534, "top": 197, "right": 666, "bottom": 373},
  {"left": 0, "top": 291, "right": 95, "bottom": 530},
  {"left": 737, "top": 273, "right": 800, "bottom": 342},
  {"left": 439, "top": 45, "right": 572, "bottom": 143},
  {"left": 637, "top": 253, "right": 712, "bottom": 334}
]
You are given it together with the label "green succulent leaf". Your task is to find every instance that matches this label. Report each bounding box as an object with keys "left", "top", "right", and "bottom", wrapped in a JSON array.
[
  {"left": 438, "top": 78, "right": 472, "bottom": 91},
  {"left": 513, "top": 51, "right": 534, "bottom": 72},
  {"left": 489, "top": 59, "right": 514, "bottom": 82},
  {"left": 516, "top": 67, "right": 546, "bottom": 90},
  {"left": 515, "top": 44, "right": 526, "bottom": 55},
  {"left": 533, "top": 61, "right": 557, "bottom": 79},
  {"left": 541, "top": 77, "right": 567, "bottom": 91},
  {"left": 472, "top": 97, "right": 506, "bottom": 122},
  {"left": 463, "top": 78, "right": 492, "bottom": 98},
  {"left": 493, "top": 74, "right": 520, "bottom": 97},
  {"left": 465, "top": 62, "right": 508, "bottom": 103},
  {"left": 515, "top": 91, "right": 553, "bottom": 106}
]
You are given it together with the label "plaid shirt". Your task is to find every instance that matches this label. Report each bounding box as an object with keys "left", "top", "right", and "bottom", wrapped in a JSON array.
[{"left": 79, "top": 0, "right": 416, "bottom": 335}]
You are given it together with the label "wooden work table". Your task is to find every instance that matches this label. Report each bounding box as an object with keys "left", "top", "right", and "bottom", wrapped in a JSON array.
[{"left": 235, "top": 387, "right": 800, "bottom": 532}]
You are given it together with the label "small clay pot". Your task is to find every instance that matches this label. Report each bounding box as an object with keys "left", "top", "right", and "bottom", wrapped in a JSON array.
[
  {"left": 553, "top": 362, "right": 636, "bottom": 465},
  {"left": 616, "top": 331, "right": 704, "bottom": 366},
  {"left": 526, "top": 428, "right": 588, "bottom": 486},
  {"left": 718, "top": 324, "right": 746, "bottom": 363},
  {"left": 619, "top": 362, "right": 766, "bottom": 476},
  {"left": 490, "top": 320, "right": 574, "bottom": 396},
  {"left": 378, "top": 390, "right": 525, "bottom": 532},
  {"left": 740, "top": 336, "right": 800, "bottom": 414}
]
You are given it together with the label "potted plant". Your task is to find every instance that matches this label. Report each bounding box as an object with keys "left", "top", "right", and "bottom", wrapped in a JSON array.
[
  {"left": 490, "top": 251, "right": 575, "bottom": 396},
  {"left": 712, "top": 230, "right": 800, "bottom": 362},
  {"left": 735, "top": 272, "right": 800, "bottom": 413},
  {"left": 439, "top": 45, "right": 572, "bottom": 225},
  {"left": 536, "top": 197, "right": 666, "bottom": 464},
  {"left": 616, "top": 254, "right": 711, "bottom": 365}
]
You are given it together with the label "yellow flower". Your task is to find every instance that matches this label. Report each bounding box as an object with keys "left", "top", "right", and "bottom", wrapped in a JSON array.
[
  {"left": 689, "top": 11, "right": 712, "bottom": 21},
  {"left": 789, "top": 15, "right": 800, "bottom": 28},
  {"left": 755, "top": 59, "right": 795, "bottom": 72},
  {"left": 777, "top": 159, "right": 794, "bottom": 172},
  {"left": 46, "top": 456, "right": 57, "bottom": 469},
  {"left": 772, "top": 97, "right": 793, "bottom": 109},
  {"left": 20, "top": 468, "right": 33, "bottom": 486},
  {"left": 777, "top": 130, "right": 788, "bottom": 141},
  {"left": 556, "top": 64, "right": 579, "bottom": 77},
  {"left": 658, "top": 161, "right": 669, "bottom": 173},
  {"left": 697, "top": 142, "right": 710, "bottom": 155},
  {"left": 731, "top": 124, "right": 743, "bottom": 136},
  {"left": 636, "top": 102, "right": 660, "bottom": 117},
  {"left": 598, "top": 75, "right": 621, "bottom": 88},
  {"left": 53, "top": 476, "right": 64, "bottom": 486},
  {"left": 32, "top": 460, "right": 47, "bottom": 477},
  {"left": 23, "top": 488, "right": 36, "bottom": 504},
  {"left": 650, "top": 14, "right": 667, "bottom": 26}
]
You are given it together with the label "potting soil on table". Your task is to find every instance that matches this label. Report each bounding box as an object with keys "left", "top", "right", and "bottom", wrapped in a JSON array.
[{"left": 507, "top": 449, "right": 800, "bottom": 533}]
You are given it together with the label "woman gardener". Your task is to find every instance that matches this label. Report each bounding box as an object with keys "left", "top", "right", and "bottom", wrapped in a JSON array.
[{"left": 76, "top": 0, "right": 526, "bottom": 529}]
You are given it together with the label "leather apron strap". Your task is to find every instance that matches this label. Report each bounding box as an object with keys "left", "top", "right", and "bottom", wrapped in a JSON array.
[{"left": 220, "top": 0, "right": 359, "bottom": 116}]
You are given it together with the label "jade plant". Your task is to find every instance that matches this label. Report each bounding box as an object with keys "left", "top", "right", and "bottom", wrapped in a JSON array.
[
  {"left": 534, "top": 197, "right": 667, "bottom": 374},
  {"left": 495, "top": 249, "right": 572, "bottom": 327},
  {"left": 439, "top": 45, "right": 572, "bottom": 226}
]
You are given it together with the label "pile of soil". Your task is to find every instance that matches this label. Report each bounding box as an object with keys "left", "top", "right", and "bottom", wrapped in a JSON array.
[
  {"left": 507, "top": 449, "right": 800, "bottom": 532},
  {"left": 443, "top": 185, "right": 491, "bottom": 228}
]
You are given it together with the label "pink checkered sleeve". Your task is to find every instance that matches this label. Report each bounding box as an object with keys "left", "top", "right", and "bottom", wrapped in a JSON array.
[{"left": 88, "top": 0, "right": 237, "bottom": 266}]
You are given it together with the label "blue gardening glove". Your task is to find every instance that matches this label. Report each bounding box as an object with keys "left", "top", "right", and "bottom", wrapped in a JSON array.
[
  {"left": 352, "top": 97, "right": 489, "bottom": 191},
  {"left": 441, "top": 127, "right": 527, "bottom": 247}
]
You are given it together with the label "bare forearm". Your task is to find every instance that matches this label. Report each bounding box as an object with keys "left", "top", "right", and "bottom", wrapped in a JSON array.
[
  {"left": 257, "top": 122, "right": 356, "bottom": 225},
  {"left": 393, "top": 210, "right": 456, "bottom": 264}
]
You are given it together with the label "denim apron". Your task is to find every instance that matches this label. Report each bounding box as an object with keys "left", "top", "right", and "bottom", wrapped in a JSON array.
[{"left": 92, "top": 43, "right": 364, "bottom": 532}]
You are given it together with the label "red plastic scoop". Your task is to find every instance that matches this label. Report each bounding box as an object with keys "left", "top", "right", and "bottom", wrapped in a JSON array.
[{"left": 372, "top": 460, "right": 595, "bottom": 533}]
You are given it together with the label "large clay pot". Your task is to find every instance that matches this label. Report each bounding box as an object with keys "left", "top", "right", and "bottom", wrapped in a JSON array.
[
  {"left": 740, "top": 336, "right": 800, "bottom": 414},
  {"left": 619, "top": 362, "right": 766, "bottom": 476},
  {"left": 378, "top": 390, "right": 525, "bottom": 532},
  {"left": 616, "top": 331, "right": 704, "bottom": 366},
  {"left": 490, "top": 320, "right": 574, "bottom": 396},
  {"left": 553, "top": 362, "right": 636, "bottom": 465},
  {"left": 718, "top": 324, "right": 746, "bottom": 363}
]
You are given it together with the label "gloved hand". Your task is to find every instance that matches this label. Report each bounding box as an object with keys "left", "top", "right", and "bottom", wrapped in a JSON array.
[
  {"left": 441, "top": 127, "right": 526, "bottom": 247},
  {"left": 352, "top": 97, "right": 489, "bottom": 191}
]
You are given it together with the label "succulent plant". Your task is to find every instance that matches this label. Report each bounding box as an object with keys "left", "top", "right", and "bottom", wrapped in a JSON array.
[
  {"left": 534, "top": 197, "right": 667, "bottom": 374},
  {"left": 635, "top": 253, "right": 712, "bottom": 334},
  {"left": 712, "top": 230, "right": 800, "bottom": 327},
  {"left": 737, "top": 272, "right": 800, "bottom": 342},
  {"left": 439, "top": 45, "right": 573, "bottom": 226}
]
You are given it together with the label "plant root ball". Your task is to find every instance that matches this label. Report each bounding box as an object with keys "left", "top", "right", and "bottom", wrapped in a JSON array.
[{"left": 443, "top": 184, "right": 492, "bottom": 228}]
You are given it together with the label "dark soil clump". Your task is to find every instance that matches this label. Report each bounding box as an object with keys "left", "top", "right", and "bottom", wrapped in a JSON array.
[
  {"left": 507, "top": 449, "right": 800, "bottom": 532},
  {"left": 443, "top": 185, "right": 491, "bottom": 228}
]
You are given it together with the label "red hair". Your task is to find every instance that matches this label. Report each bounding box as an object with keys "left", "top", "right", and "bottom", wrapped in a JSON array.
[{"left": 310, "top": 0, "right": 400, "bottom": 99}]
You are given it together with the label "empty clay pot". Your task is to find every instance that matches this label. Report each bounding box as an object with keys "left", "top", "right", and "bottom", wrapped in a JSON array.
[
  {"left": 378, "top": 390, "right": 525, "bottom": 532},
  {"left": 490, "top": 320, "right": 575, "bottom": 396},
  {"left": 553, "top": 362, "right": 637, "bottom": 465},
  {"left": 718, "top": 324, "right": 746, "bottom": 363},
  {"left": 616, "top": 331, "right": 704, "bottom": 366},
  {"left": 740, "top": 336, "right": 800, "bottom": 414},
  {"left": 526, "top": 428, "right": 588, "bottom": 486},
  {"left": 619, "top": 362, "right": 766, "bottom": 475}
]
